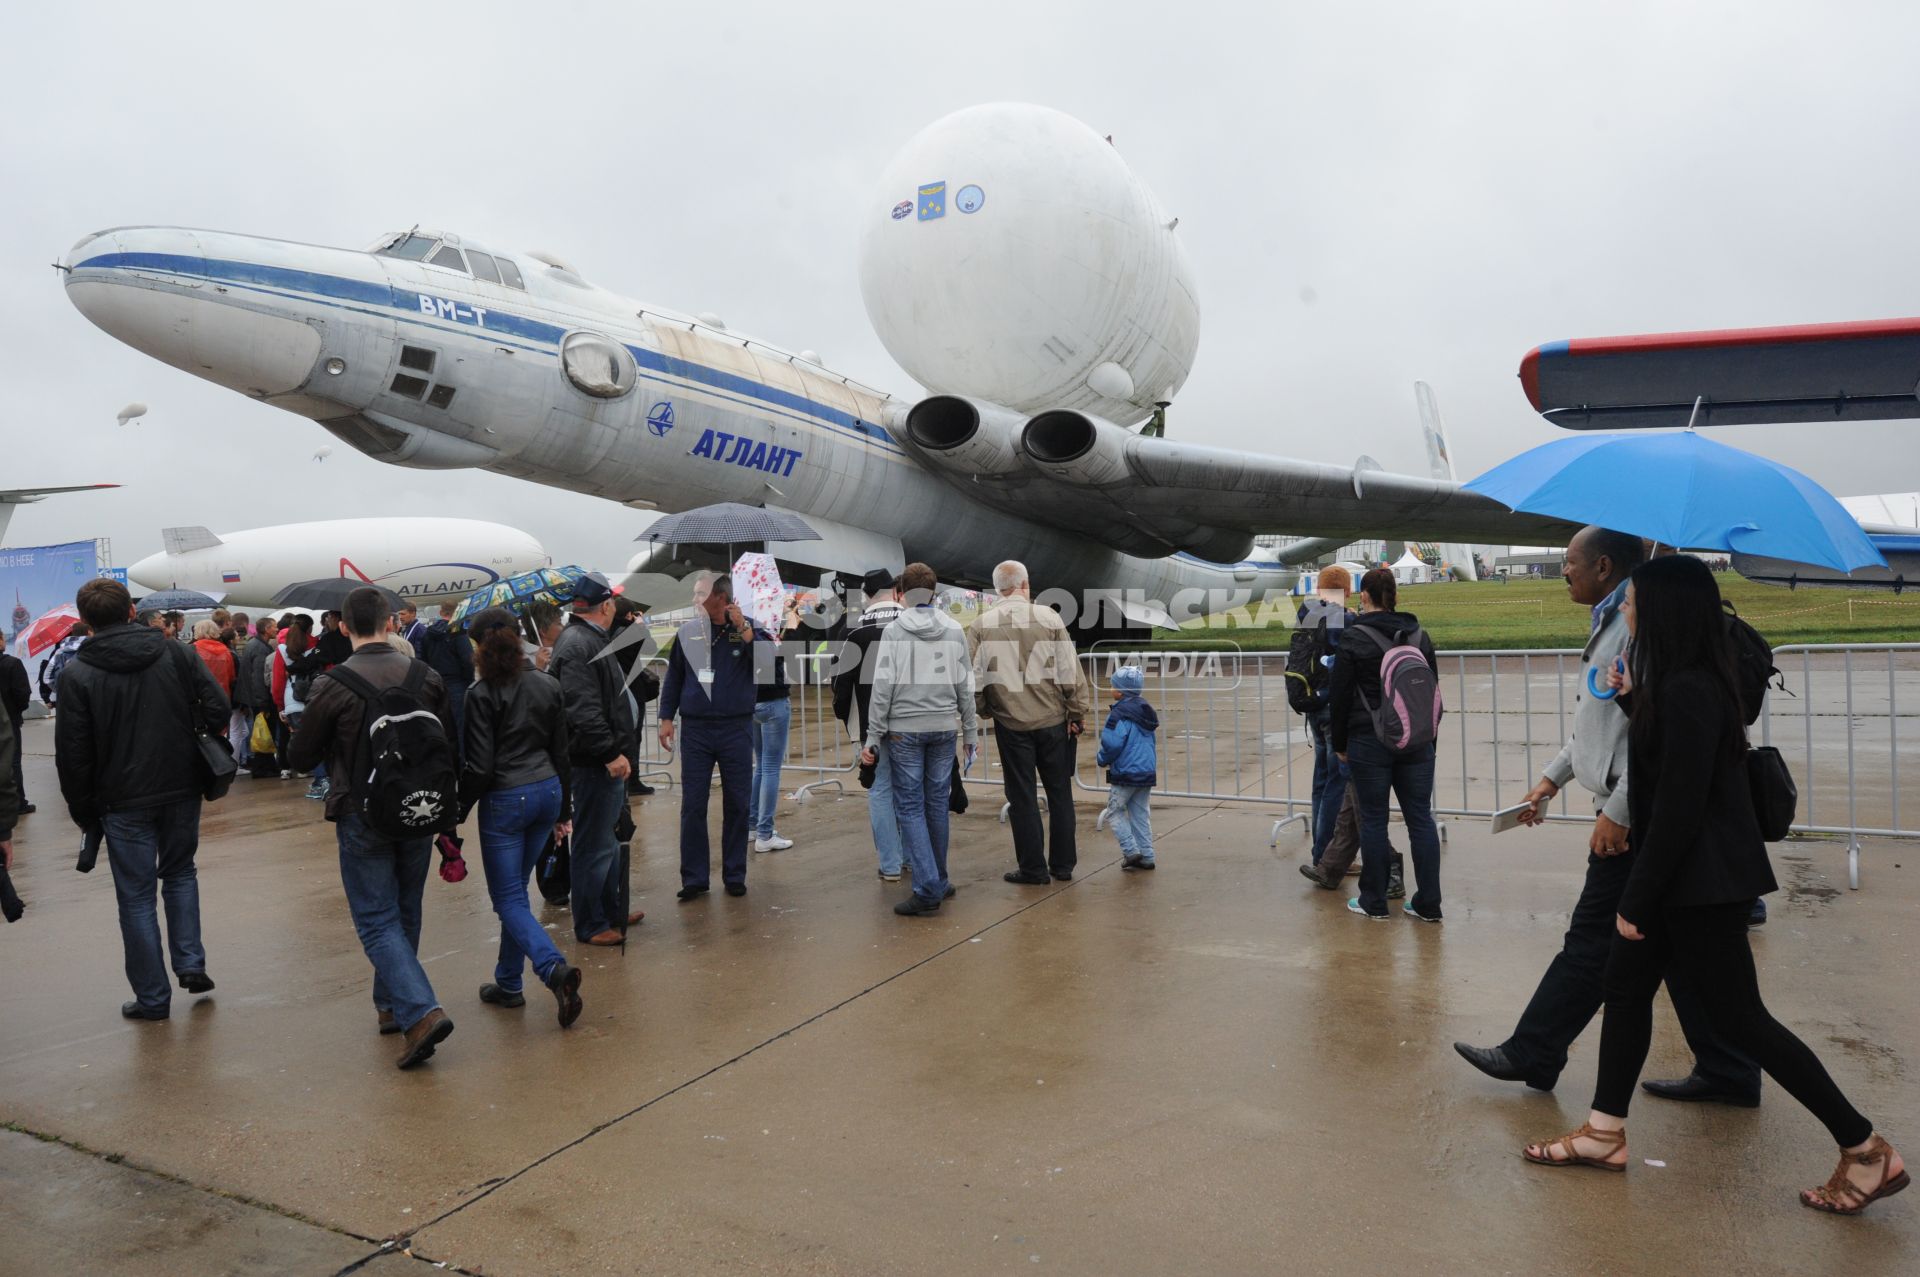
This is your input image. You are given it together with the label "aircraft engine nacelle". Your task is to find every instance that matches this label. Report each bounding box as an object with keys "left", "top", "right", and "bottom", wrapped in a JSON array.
[
  {"left": 904, "top": 395, "right": 1028, "bottom": 476},
  {"left": 1021, "top": 409, "right": 1134, "bottom": 487}
]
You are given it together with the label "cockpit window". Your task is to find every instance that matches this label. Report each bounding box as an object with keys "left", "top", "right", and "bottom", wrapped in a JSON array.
[
  {"left": 381, "top": 234, "right": 436, "bottom": 261},
  {"left": 428, "top": 244, "right": 468, "bottom": 272},
  {"left": 496, "top": 256, "right": 526, "bottom": 290},
  {"left": 467, "top": 250, "right": 502, "bottom": 285}
]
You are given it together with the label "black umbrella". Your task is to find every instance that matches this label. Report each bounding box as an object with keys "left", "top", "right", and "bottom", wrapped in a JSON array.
[
  {"left": 134, "top": 588, "right": 221, "bottom": 611},
  {"left": 270, "top": 578, "right": 406, "bottom": 611},
  {"left": 639, "top": 502, "right": 821, "bottom": 546}
]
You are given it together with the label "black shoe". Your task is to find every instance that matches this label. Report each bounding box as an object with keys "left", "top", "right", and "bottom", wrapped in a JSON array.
[
  {"left": 546, "top": 963, "right": 583, "bottom": 1029},
  {"left": 942, "top": 884, "right": 957, "bottom": 900},
  {"left": 121, "top": 1001, "right": 169, "bottom": 1021},
  {"left": 1132, "top": 859, "right": 1155, "bottom": 870},
  {"left": 1051, "top": 869, "right": 1073, "bottom": 882},
  {"left": 677, "top": 885, "right": 709, "bottom": 902},
  {"left": 725, "top": 883, "right": 747, "bottom": 897},
  {"left": 178, "top": 971, "right": 215, "bottom": 994},
  {"left": 1453, "top": 1042, "right": 1554, "bottom": 1091},
  {"left": 1641, "top": 1073, "right": 1761, "bottom": 1108},
  {"left": 894, "top": 895, "right": 941, "bottom": 916},
  {"left": 17, "top": 802, "right": 33, "bottom": 815},
  {"left": 1003, "top": 871, "right": 1050, "bottom": 885},
  {"left": 479, "top": 983, "right": 525, "bottom": 1008},
  {"left": 1747, "top": 900, "right": 1767, "bottom": 928},
  {"left": 628, "top": 781, "right": 655, "bottom": 796}
]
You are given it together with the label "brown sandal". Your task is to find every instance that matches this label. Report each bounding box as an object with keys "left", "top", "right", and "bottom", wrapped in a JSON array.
[
  {"left": 1801, "top": 1135, "right": 1910, "bottom": 1215},
  {"left": 1523, "top": 1122, "right": 1628, "bottom": 1172}
]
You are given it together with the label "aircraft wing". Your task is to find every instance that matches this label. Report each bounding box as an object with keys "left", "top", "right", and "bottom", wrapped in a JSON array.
[
  {"left": 916, "top": 425, "right": 1578, "bottom": 559},
  {"left": 1520, "top": 318, "right": 1920, "bottom": 429},
  {"left": 0, "top": 483, "right": 119, "bottom": 502}
]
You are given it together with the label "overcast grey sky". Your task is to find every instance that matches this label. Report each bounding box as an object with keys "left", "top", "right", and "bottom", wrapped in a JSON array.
[{"left": 5, "top": 0, "right": 1918, "bottom": 568}]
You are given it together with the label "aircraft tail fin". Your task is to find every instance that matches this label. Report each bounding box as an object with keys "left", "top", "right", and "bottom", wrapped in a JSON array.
[
  {"left": 1414, "top": 381, "right": 1457, "bottom": 482},
  {"left": 162, "top": 526, "right": 224, "bottom": 554}
]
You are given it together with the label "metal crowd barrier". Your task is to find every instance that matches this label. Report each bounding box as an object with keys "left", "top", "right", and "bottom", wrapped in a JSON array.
[{"left": 1065, "top": 644, "right": 1920, "bottom": 890}]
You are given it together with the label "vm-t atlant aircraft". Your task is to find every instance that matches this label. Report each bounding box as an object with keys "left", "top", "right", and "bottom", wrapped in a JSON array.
[{"left": 61, "top": 104, "right": 1572, "bottom": 632}]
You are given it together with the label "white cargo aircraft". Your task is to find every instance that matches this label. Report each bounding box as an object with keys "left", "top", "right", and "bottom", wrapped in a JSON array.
[
  {"left": 61, "top": 104, "right": 1570, "bottom": 636},
  {"left": 127, "top": 517, "right": 548, "bottom": 608}
]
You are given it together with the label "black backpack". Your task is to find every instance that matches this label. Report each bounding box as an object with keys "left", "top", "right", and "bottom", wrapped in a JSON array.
[
  {"left": 327, "top": 663, "right": 457, "bottom": 838},
  {"left": 1285, "top": 612, "right": 1340, "bottom": 715},
  {"left": 1722, "top": 601, "right": 1782, "bottom": 726}
]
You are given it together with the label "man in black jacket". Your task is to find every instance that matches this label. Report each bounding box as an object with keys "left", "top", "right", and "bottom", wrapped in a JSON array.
[
  {"left": 419, "top": 601, "right": 475, "bottom": 757},
  {"left": 55, "top": 577, "right": 230, "bottom": 1020},
  {"left": 831, "top": 570, "right": 904, "bottom": 880},
  {"left": 548, "top": 572, "right": 637, "bottom": 944},
  {"left": 289, "top": 587, "right": 457, "bottom": 1068},
  {"left": 1, "top": 647, "right": 31, "bottom": 815}
]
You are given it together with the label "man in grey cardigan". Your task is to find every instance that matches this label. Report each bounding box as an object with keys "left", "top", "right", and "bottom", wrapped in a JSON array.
[
  {"left": 1454, "top": 527, "right": 1759, "bottom": 1104},
  {"left": 859, "top": 562, "right": 978, "bottom": 916}
]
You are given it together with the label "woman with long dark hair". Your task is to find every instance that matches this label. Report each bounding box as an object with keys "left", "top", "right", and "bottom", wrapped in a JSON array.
[
  {"left": 1523, "top": 555, "right": 1905, "bottom": 1215},
  {"left": 1327, "top": 566, "right": 1442, "bottom": 921},
  {"left": 459, "top": 607, "right": 583, "bottom": 1029}
]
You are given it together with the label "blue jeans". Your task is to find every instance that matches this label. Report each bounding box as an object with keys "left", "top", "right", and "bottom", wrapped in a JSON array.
[
  {"left": 570, "top": 766, "right": 625, "bottom": 940},
  {"left": 1347, "top": 734, "right": 1441, "bottom": 917},
  {"left": 101, "top": 799, "right": 205, "bottom": 1010},
  {"left": 1106, "top": 785, "right": 1155, "bottom": 861},
  {"left": 749, "top": 698, "right": 791, "bottom": 840},
  {"left": 869, "top": 747, "right": 904, "bottom": 875},
  {"left": 678, "top": 716, "right": 753, "bottom": 889},
  {"left": 888, "top": 731, "right": 955, "bottom": 904},
  {"left": 335, "top": 811, "right": 439, "bottom": 1030},
  {"left": 478, "top": 777, "right": 566, "bottom": 991},
  {"left": 1308, "top": 710, "right": 1346, "bottom": 865}
]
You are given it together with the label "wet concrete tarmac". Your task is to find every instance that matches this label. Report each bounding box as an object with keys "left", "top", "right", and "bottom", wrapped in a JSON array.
[{"left": 1, "top": 718, "right": 1915, "bottom": 1275}]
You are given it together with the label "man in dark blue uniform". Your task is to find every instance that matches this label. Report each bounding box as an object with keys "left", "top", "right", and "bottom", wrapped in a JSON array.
[{"left": 658, "top": 574, "right": 760, "bottom": 901}]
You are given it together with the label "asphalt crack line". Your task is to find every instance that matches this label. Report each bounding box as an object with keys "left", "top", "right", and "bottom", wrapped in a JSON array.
[{"left": 349, "top": 802, "right": 1227, "bottom": 1273}]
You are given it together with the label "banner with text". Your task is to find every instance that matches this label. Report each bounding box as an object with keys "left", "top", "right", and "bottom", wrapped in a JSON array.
[{"left": 1, "top": 540, "right": 100, "bottom": 647}]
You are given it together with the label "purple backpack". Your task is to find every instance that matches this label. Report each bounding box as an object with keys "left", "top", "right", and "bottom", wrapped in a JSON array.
[{"left": 1357, "top": 626, "right": 1442, "bottom": 753}]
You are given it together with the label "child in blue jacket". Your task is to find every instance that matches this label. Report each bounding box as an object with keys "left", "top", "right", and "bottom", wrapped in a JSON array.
[{"left": 1095, "top": 665, "right": 1160, "bottom": 870}]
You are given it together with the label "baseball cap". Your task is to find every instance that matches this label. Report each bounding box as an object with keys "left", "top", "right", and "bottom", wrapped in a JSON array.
[{"left": 571, "top": 571, "right": 618, "bottom": 606}]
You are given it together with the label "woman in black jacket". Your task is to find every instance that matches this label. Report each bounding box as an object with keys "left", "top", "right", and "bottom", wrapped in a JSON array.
[
  {"left": 1327, "top": 567, "right": 1442, "bottom": 921},
  {"left": 1523, "top": 556, "right": 1905, "bottom": 1215},
  {"left": 460, "top": 607, "right": 583, "bottom": 1029}
]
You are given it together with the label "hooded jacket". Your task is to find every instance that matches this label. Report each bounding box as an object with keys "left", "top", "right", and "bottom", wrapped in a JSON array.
[
  {"left": 864, "top": 606, "right": 978, "bottom": 750},
  {"left": 1327, "top": 608, "right": 1438, "bottom": 754},
  {"left": 55, "top": 623, "right": 231, "bottom": 824},
  {"left": 193, "top": 638, "right": 236, "bottom": 696},
  {"left": 1096, "top": 694, "right": 1160, "bottom": 787}
]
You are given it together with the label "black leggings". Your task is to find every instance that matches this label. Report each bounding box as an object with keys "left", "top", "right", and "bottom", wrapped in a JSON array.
[{"left": 1593, "top": 901, "right": 1871, "bottom": 1145}]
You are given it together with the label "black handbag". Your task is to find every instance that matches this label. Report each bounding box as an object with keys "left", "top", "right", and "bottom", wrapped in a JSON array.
[
  {"left": 169, "top": 645, "right": 238, "bottom": 802},
  {"left": 948, "top": 755, "right": 969, "bottom": 814},
  {"left": 536, "top": 831, "right": 572, "bottom": 904},
  {"left": 1746, "top": 745, "right": 1797, "bottom": 842}
]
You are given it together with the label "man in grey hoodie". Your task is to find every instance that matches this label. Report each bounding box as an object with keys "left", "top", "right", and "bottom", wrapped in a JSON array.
[
  {"left": 859, "top": 563, "right": 978, "bottom": 916},
  {"left": 1454, "top": 527, "right": 1759, "bottom": 1104}
]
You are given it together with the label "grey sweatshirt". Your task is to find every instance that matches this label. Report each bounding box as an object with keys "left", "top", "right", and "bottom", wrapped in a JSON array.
[
  {"left": 865, "top": 606, "right": 978, "bottom": 750},
  {"left": 1542, "top": 590, "right": 1632, "bottom": 826}
]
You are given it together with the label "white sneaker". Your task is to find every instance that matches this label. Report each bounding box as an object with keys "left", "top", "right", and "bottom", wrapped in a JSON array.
[{"left": 754, "top": 835, "right": 794, "bottom": 853}]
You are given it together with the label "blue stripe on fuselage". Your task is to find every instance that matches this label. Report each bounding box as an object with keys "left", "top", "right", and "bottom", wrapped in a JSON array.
[{"left": 71, "top": 251, "right": 898, "bottom": 449}]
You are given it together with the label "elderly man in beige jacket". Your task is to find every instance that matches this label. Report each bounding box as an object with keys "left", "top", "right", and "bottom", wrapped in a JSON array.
[{"left": 968, "top": 561, "right": 1094, "bottom": 884}]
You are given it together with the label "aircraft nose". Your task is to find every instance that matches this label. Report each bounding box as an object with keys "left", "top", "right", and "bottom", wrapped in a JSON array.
[{"left": 64, "top": 226, "right": 323, "bottom": 397}]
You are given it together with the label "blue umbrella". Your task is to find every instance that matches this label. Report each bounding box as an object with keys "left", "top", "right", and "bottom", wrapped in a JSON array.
[{"left": 1465, "top": 431, "right": 1885, "bottom": 572}]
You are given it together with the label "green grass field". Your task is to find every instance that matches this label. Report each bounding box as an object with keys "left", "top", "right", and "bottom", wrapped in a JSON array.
[{"left": 1156, "top": 575, "right": 1920, "bottom": 651}]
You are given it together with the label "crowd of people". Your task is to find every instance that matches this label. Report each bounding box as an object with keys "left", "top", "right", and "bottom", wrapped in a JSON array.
[{"left": 1, "top": 536, "right": 1905, "bottom": 1217}]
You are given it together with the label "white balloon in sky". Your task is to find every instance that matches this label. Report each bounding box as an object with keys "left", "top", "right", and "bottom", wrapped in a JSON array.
[
  {"left": 312, "top": 445, "right": 333, "bottom": 462},
  {"left": 116, "top": 402, "right": 148, "bottom": 426}
]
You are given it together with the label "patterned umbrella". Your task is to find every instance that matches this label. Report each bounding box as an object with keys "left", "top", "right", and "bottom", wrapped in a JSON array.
[
  {"left": 639, "top": 502, "right": 820, "bottom": 546},
  {"left": 450, "top": 564, "right": 590, "bottom": 631}
]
